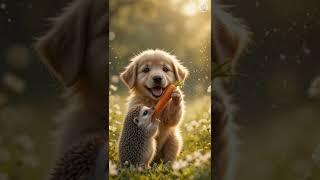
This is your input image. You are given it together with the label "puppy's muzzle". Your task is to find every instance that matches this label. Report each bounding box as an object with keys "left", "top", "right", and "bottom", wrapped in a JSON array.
[{"left": 153, "top": 75, "right": 162, "bottom": 84}]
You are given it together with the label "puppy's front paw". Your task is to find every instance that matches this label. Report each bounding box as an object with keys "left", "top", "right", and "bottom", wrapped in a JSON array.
[{"left": 171, "top": 90, "right": 182, "bottom": 105}]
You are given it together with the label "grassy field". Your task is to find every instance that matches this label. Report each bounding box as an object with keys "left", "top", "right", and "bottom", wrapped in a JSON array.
[{"left": 108, "top": 88, "right": 211, "bottom": 179}]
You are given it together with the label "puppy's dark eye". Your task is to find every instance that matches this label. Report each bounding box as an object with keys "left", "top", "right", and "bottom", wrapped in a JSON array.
[
  {"left": 143, "top": 67, "right": 150, "bottom": 73},
  {"left": 163, "top": 66, "right": 169, "bottom": 72},
  {"left": 143, "top": 110, "right": 148, "bottom": 116}
]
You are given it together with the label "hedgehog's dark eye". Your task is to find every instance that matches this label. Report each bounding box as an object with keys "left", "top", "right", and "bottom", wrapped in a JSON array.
[
  {"left": 163, "top": 66, "right": 169, "bottom": 72},
  {"left": 143, "top": 110, "right": 148, "bottom": 116},
  {"left": 143, "top": 67, "right": 150, "bottom": 73}
]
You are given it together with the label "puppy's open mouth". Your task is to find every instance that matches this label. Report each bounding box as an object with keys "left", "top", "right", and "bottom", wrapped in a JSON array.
[{"left": 146, "top": 86, "right": 164, "bottom": 98}]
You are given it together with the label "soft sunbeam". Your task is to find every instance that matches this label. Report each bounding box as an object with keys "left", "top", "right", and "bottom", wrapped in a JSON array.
[
  {"left": 181, "top": 1, "right": 198, "bottom": 16},
  {"left": 181, "top": 0, "right": 209, "bottom": 16}
]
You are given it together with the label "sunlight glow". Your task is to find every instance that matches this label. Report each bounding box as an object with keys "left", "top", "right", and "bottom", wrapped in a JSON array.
[
  {"left": 181, "top": 0, "right": 209, "bottom": 16},
  {"left": 181, "top": 1, "right": 198, "bottom": 17}
]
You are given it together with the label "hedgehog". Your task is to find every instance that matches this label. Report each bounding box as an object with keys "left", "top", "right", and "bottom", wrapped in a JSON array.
[{"left": 118, "top": 105, "right": 160, "bottom": 169}]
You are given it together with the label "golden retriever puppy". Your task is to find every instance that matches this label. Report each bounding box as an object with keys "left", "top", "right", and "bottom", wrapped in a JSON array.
[
  {"left": 35, "top": 0, "right": 107, "bottom": 179},
  {"left": 120, "top": 49, "right": 189, "bottom": 163},
  {"left": 213, "top": 1, "right": 250, "bottom": 180}
]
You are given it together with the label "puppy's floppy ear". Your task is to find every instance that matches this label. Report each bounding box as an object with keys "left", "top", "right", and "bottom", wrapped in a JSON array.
[
  {"left": 120, "top": 61, "right": 137, "bottom": 89},
  {"left": 213, "top": 3, "right": 250, "bottom": 70},
  {"left": 34, "top": 0, "right": 91, "bottom": 87},
  {"left": 172, "top": 60, "right": 189, "bottom": 81}
]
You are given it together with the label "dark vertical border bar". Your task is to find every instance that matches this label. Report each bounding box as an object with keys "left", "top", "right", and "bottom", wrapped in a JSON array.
[{"left": 105, "top": 0, "right": 109, "bottom": 178}]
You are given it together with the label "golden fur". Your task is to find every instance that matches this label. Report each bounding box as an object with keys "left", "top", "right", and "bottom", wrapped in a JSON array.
[{"left": 120, "top": 49, "right": 189, "bottom": 162}]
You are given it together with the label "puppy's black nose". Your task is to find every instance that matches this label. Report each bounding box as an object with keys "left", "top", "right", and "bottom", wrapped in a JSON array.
[{"left": 153, "top": 76, "right": 162, "bottom": 84}]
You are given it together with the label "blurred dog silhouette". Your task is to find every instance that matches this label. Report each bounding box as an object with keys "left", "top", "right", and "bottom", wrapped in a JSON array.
[
  {"left": 35, "top": 0, "right": 107, "bottom": 179},
  {"left": 213, "top": 0, "right": 250, "bottom": 179}
]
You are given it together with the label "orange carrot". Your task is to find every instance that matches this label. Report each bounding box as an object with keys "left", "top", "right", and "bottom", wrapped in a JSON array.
[{"left": 152, "top": 81, "right": 184, "bottom": 120}]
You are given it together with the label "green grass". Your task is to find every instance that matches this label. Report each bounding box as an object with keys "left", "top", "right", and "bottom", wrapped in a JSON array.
[{"left": 108, "top": 90, "right": 212, "bottom": 179}]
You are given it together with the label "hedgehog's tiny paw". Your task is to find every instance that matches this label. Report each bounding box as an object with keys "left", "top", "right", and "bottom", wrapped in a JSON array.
[{"left": 171, "top": 90, "right": 181, "bottom": 105}]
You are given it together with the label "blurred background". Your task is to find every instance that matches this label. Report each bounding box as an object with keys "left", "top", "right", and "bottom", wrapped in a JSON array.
[
  {"left": 224, "top": 0, "right": 320, "bottom": 179},
  {"left": 0, "top": 0, "right": 70, "bottom": 179},
  {"left": 109, "top": 0, "right": 211, "bottom": 99}
]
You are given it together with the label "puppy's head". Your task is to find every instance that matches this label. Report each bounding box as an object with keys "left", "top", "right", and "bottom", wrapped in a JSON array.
[
  {"left": 120, "top": 49, "right": 189, "bottom": 100},
  {"left": 34, "top": 0, "right": 107, "bottom": 98}
]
